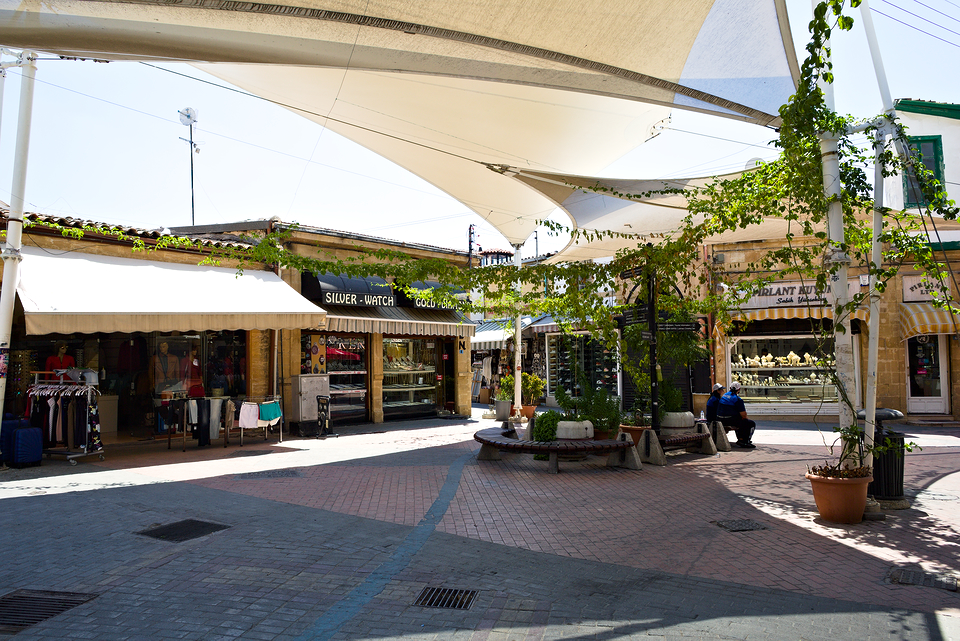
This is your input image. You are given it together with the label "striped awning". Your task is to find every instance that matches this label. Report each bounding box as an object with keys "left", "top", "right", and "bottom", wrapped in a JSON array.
[
  {"left": 323, "top": 305, "right": 474, "bottom": 337},
  {"left": 899, "top": 302, "right": 960, "bottom": 340},
  {"left": 471, "top": 329, "right": 511, "bottom": 351},
  {"left": 733, "top": 306, "right": 869, "bottom": 323}
]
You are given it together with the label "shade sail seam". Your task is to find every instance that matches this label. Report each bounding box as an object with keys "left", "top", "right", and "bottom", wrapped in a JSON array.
[{"left": 103, "top": 0, "right": 778, "bottom": 125}]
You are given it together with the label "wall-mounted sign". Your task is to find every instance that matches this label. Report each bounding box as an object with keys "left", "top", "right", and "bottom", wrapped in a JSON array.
[
  {"left": 741, "top": 279, "right": 859, "bottom": 309},
  {"left": 322, "top": 291, "right": 396, "bottom": 307},
  {"left": 902, "top": 274, "right": 951, "bottom": 302}
]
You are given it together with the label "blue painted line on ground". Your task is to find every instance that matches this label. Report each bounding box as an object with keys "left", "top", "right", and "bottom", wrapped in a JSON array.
[{"left": 295, "top": 450, "right": 473, "bottom": 640}]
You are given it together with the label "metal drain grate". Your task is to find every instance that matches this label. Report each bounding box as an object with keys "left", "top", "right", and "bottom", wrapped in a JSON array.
[
  {"left": 414, "top": 587, "right": 478, "bottom": 610},
  {"left": 714, "top": 519, "right": 768, "bottom": 532},
  {"left": 0, "top": 589, "right": 98, "bottom": 632},
  {"left": 237, "top": 469, "right": 301, "bottom": 480},
  {"left": 136, "top": 519, "right": 230, "bottom": 542},
  {"left": 888, "top": 567, "right": 958, "bottom": 592}
]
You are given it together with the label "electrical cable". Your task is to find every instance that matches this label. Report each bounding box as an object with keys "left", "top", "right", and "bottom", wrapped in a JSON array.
[
  {"left": 872, "top": 7, "right": 960, "bottom": 47},
  {"left": 882, "top": 0, "right": 960, "bottom": 38}
]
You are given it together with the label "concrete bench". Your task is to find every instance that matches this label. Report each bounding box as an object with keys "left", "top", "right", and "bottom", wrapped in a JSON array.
[
  {"left": 637, "top": 421, "right": 717, "bottom": 466},
  {"left": 474, "top": 427, "right": 641, "bottom": 474}
]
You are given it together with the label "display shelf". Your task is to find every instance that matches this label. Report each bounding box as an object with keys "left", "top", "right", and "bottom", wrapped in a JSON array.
[{"left": 730, "top": 335, "right": 842, "bottom": 406}]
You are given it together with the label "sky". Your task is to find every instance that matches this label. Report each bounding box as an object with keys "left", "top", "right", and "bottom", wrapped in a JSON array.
[{"left": 0, "top": 0, "right": 959, "bottom": 261}]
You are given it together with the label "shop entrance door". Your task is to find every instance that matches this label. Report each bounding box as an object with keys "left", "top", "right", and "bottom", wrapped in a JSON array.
[{"left": 906, "top": 335, "right": 948, "bottom": 414}]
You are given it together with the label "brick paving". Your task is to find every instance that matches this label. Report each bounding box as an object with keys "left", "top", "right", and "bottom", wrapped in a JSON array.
[{"left": 0, "top": 410, "right": 956, "bottom": 639}]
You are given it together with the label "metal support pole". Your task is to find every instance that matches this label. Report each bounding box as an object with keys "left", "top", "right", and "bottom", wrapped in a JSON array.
[
  {"left": 512, "top": 243, "right": 523, "bottom": 414},
  {"left": 648, "top": 266, "right": 659, "bottom": 432},
  {"left": 817, "top": 33, "right": 857, "bottom": 433},
  {"left": 0, "top": 50, "right": 37, "bottom": 417},
  {"left": 860, "top": 0, "right": 897, "bottom": 468},
  {"left": 189, "top": 122, "right": 196, "bottom": 226}
]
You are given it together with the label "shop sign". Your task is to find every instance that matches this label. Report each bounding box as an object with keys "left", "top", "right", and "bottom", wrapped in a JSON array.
[
  {"left": 902, "top": 274, "right": 951, "bottom": 302},
  {"left": 322, "top": 291, "right": 396, "bottom": 307},
  {"left": 741, "top": 279, "right": 858, "bottom": 309}
]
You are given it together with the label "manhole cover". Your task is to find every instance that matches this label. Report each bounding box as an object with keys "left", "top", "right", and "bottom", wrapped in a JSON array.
[
  {"left": 227, "top": 450, "right": 275, "bottom": 458},
  {"left": 714, "top": 519, "right": 767, "bottom": 532},
  {"left": 136, "top": 519, "right": 230, "bottom": 542},
  {"left": 0, "top": 589, "right": 98, "bottom": 632},
  {"left": 888, "top": 567, "right": 958, "bottom": 592},
  {"left": 237, "top": 469, "right": 301, "bottom": 480},
  {"left": 413, "top": 587, "right": 478, "bottom": 610}
]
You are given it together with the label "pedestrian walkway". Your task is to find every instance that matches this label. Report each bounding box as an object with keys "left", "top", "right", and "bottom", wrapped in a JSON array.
[{"left": 0, "top": 410, "right": 956, "bottom": 639}]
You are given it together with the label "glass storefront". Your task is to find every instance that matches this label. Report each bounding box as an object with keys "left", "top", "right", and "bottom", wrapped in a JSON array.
[
  {"left": 383, "top": 338, "right": 439, "bottom": 418},
  {"left": 729, "top": 335, "right": 838, "bottom": 404},
  {"left": 546, "top": 333, "right": 618, "bottom": 398},
  {"left": 301, "top": 333, "right": 368, "bottom": 424}
]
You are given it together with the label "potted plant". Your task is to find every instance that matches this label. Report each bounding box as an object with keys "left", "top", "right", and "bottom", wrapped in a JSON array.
[
  {"left": 500, "top": 372, "right": 545, "bottom": 420},
  {"left": 804, "top": 424, "right": 916, "bottom": 524},
  {"left": 659, "top": 381, "right": 694, "bottom": 434},
  {"left": 493, "top": 382, "right": 513, "bottom": 421},
  {"left": 553, "top": 367, "right": 621, "bottom": 440}
]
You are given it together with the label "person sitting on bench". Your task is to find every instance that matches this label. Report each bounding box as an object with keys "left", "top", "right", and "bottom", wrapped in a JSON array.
[
  {"left": 716, "top": 382, "right": 757, "bottom": 449},
  {"left": 705, "top": 383, "right": 724, "bottom": 422}
]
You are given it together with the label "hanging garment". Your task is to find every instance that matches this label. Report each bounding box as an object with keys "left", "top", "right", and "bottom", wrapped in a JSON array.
[
  {"left": 239, "top": 402, "right": 259, "bottom": 429},
  {"left": 224, "top": 400, "right": 236, "bottom": 431},
  {"left": 208, "top": 398, "right": 223, "bottom": 441},
  {"left": 196, "top": 400, "right": 210, "bottom": 447},
  {"left": 258, "top": 401, "right": 282, "bottom": 428}
]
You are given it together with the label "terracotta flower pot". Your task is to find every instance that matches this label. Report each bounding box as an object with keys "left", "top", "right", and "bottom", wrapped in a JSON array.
[
  {"left": 805, "top": 473, "right": 873, "bottom": 524},
  {"left": 619, "top": 425, "right": 649, "bottom": 448}
]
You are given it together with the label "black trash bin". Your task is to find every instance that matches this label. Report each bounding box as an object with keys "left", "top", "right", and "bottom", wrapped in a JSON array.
[{"left": 857, "top": 408, "right": 906, "bottom": 500}]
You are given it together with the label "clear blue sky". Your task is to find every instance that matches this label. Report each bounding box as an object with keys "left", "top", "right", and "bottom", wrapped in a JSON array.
[{"left": 1, "top": 0, "right": 958, "bottom": 259}]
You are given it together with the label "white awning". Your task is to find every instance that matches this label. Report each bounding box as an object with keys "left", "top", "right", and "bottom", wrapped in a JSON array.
[
  {"left": 13, "top": 247, "right": 327, "bottom": 334},
  {"left": 471, "top": 328, "right": 511, "bottom": 351}
]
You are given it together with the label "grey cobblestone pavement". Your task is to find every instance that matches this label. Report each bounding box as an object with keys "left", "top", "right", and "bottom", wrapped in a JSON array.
[{"left": 0, "top": 409, "right": 956, "bottom": 640}]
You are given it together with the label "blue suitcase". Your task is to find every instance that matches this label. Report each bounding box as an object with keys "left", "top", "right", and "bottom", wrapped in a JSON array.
[
  {"left": 9, "top": 427, "right": 42, "bottom": 468},
  {"left": 1, "top": 416, "right": 30, "bottom": 465}
]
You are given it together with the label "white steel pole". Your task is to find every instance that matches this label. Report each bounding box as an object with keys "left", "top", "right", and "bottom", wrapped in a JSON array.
[
  {"left": 860, "top": 0, "right": 897, "bottom": 469},
  {"left": 0, "top": 50, "right": 37, "bottom": 417},
  {"left": 512, "top": 243, "right": 523, "bottom": 418},
  {"left": 817, "top": 36, "right": 857, "bottom": 434}
]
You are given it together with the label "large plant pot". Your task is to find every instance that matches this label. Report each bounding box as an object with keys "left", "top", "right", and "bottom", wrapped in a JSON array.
[
  {"left": 805, "top": 473, "right": 873, "bottom": 524},
  {"left": 619, "top": 425, "right": 649, "bottom": 448},
  {"left": 520, "top": 405, "right": 537, "bottom": 420},
  {"left": 661, "top": 411, "right": 695, "bottom": 436},
  {"left": 494, "top": 399, "right": 512, "bottom": 421},
  {"left": 556, "top": 420, "right": 593, "bottom": 439}
]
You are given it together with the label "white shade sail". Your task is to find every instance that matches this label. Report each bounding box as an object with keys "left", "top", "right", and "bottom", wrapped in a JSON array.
[
  {"left": 12, "top": 247, "right": 327, "bottom": 334},
  {"left": 0, "top": 0, "right": 801, "bottom": 246}
]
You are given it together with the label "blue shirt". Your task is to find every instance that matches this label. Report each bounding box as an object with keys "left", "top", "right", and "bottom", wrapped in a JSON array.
[
  {"left": 705, "top": 393, "right": 721, "bottom": 421},
  {"left": 717, "top": 391, "right": 745, "bottom": 418}
]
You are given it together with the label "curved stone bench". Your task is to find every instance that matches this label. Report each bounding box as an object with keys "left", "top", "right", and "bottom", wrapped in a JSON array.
[{"left": 473, "top": 427, "right": 641, "bottom": 474}]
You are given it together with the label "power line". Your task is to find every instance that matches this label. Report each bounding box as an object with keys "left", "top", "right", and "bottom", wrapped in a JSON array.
[
  {"left": 883, "top": 0, "right": 960, "bottom": 39},
  {"left": 908, "top": 0, "right": 960, "bottom": 24},
  {"left": 872, "top": 6, "right": 960, "bottom": 47}
]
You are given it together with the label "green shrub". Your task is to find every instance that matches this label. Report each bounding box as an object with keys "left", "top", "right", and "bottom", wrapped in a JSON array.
[{"left": 532, "top": 410, "right": 561, "bottom": 442}]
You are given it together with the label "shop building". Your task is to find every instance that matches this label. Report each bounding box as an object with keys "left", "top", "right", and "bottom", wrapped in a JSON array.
[
  {"left": 172, "top": 220, "right": 476, "bottom": 432},
  {"left": 1, "top": 214, "right": 325, "bottom": 443}
]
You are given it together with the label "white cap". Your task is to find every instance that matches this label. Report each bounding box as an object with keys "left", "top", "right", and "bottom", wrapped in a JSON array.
[
  {"left": 712, "top": 383, "right": 724, "bottom": 392},
  {"left": 730, "top": 381, "right": 742, "bottom": 392}
]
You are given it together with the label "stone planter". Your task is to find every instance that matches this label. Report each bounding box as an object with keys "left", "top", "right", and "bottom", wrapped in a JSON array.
[
  {"left": 660, "top": 411, "right": 695, "bottom": 436},
  {"left": 556, "top": 420, "right": 593, "bottom": 440},
  {"left": 805, "top": 473, "right": 873, "bottom": 524},
  {"left": 494, "top": 399, "right": 512, "bottom": 421}
]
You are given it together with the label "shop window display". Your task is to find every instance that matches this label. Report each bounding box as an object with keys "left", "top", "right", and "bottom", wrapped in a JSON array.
[
  {"left": 383, "top": 338, "right": 438, "bottom": 418},
  {"left": 730, "top": 336, "right": 838, "bottom": 404},
  {"left": 302, "top": 334, "right": 368, "bottom": 424},
  {"left": 546, "top": 334, "right": 617, "bottom": 398}
]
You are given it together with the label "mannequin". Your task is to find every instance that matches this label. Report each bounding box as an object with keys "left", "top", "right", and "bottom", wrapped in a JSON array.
[
  {"left": 153, "top": 341, "right": 180, "bottom": 393},
  {"left": 45, "top": 341, "right": 76, "bottom": 378},
  {"left": 182, "top": 343, "right": 205, "bottom": 397}
]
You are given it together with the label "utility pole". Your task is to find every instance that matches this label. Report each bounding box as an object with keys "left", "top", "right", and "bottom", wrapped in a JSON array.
[{"left": 467, "top": 224, "right": 475, "bottom": 269}]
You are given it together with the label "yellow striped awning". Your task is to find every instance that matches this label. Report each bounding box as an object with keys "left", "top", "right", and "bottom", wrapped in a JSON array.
[
  {"left": 733, "top": 306, "right": 869, "bottom": 323},
  {"left": 899, "top": 302, "right": 960, "bottom": 340}
]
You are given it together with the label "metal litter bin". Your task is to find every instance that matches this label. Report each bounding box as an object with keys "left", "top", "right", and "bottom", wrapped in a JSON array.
[{"left": 857, "top": 408, "right": 905, "bottom": 500}]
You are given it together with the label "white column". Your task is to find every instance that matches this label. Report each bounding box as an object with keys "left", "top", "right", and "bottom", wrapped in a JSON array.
[
  {"left": 0, "top": 51, "right": 37, "bottom": 417},
  {"left": 512, "top": 244, "right": 523, "bottom": 412}
]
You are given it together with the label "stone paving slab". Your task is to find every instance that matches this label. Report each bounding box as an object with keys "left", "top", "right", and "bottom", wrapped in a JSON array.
[{"left": 0, "top": 412, "right": 955, "bottom": 640}]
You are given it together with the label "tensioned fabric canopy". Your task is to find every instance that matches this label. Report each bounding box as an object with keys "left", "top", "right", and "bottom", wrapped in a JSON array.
[
  {"left": 0, "top": 0, "right": 801, "bottom": 246},
  {"left": 13, "top": 247, "right": 327, "bottom": 334},
  {"left": 899, "top": 302, "right": 960, "bottom": 340}
]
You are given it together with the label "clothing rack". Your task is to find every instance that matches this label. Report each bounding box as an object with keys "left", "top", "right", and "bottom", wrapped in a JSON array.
[
  {"left": 28, "top": 371, "right": 105, "bottom": 465},
  {"left": 235, "top": 395, "right": 284, "bottom": 446}
]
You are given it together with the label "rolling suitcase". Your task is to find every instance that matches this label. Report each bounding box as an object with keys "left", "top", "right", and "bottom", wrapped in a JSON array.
[
  {"left": 1, "top": 416, "right": 30, "bottom": 465},
  {"left": 9, "top": 427, "right": 42, "bottom": 468}
]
